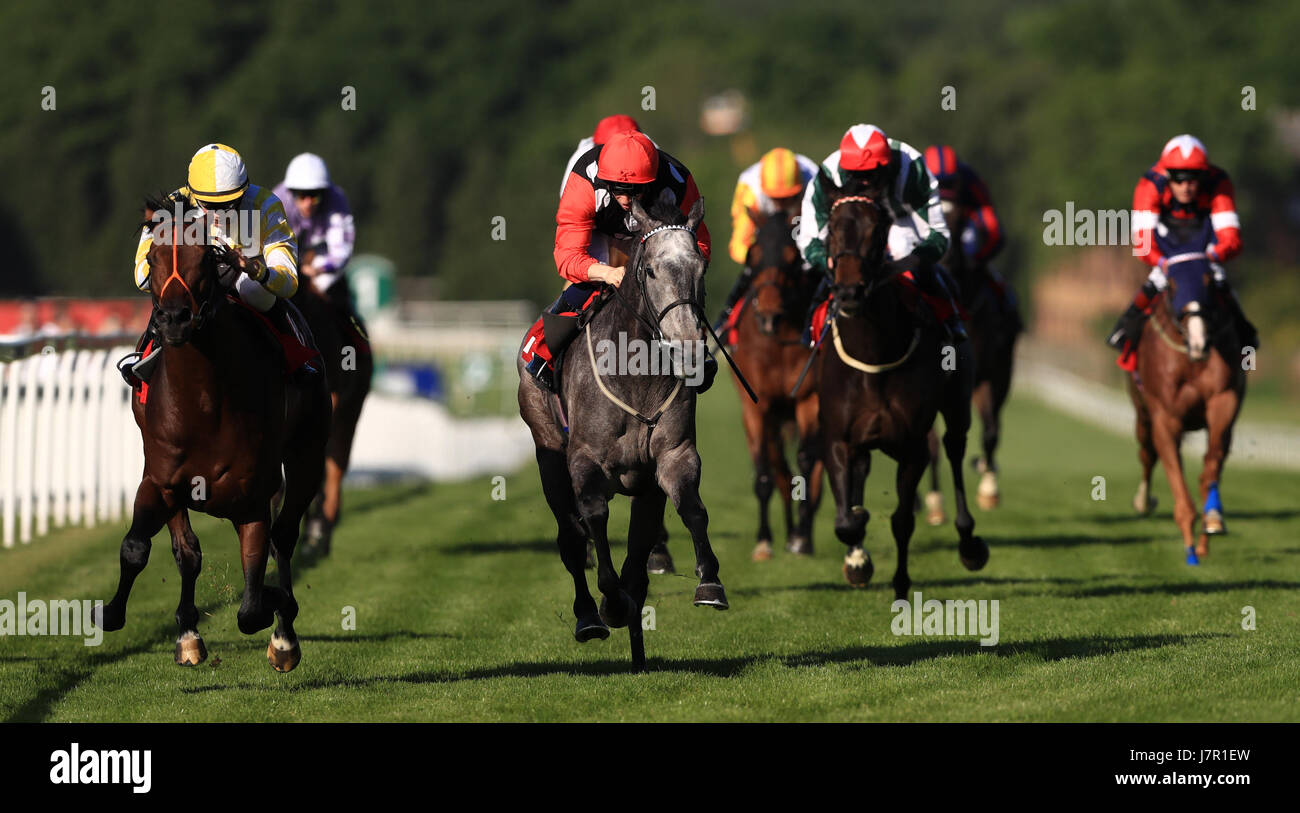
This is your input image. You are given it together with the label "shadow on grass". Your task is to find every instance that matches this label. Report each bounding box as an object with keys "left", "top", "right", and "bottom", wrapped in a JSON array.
[
  {"left": 186, "top": 631, "right": 1221, "bottom": 689},
  {"left": 1065, "top": 579, "right": 1300, "bottom": 598},
  {"left": 442, "top": 539, "right": 558, "bottom": 556}
]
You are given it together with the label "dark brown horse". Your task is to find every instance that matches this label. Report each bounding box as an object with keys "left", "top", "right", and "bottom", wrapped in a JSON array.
[
  {"left": 728, "top": 212, "right": 824, "bottom": 560},
  {"left": 96, "top": 198, "right": 331, "bottom": 671},
  {"left": 293, "top": 250, "right": 373, "bottom": 555},
  {"left": 922, "top": 198, "right": 1021, "bottom": 524},
  {"left": 818, "top": 192, "right": 988, "bottom": 597},
  {"left": 1126, "top": 249, "right": 1244, "bottom": 564}
]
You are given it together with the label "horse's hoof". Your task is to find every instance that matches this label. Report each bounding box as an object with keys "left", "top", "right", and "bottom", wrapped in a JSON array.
[
  {"left": 693, "top": 582, "right": 729, "bottom": 610},
  {"left": 174, "top": 632, "right": 207, "bottom": 667},
  {"left": 842, "top": 546, "right": 873, "bottom": 587},
  {"left": 786, "top": 535, "right": 813, "bottom": 556},
  {"left": 585, "top": 541, "right": 596, "bottom": 570},
  {"left": 1204, "top": 509, "right": 1226, "bottom": 535},
  {"left": 1134, "top": 494, "right": 1158, "bottom": 516},
  {"left": 1185, "top": 547, "right": 1200, "bottom": 566},
  {"left": 924, "top": 491, "right": 946, "bottom": 526},
  {"left": 959, "top": 536, "right": 990, "bottom": 571},
  {"left": 647, "top": 543, "right": 675, "bottom": 575},
  {"left": 266, "top": 636, "right": 301, "bottom": 673},
  {"left": 575, "top": 615, "right": 610, "bottom": 642},
  {"left": 752, "top": 540, "right": 774, "bottom": 561},
  {"left": 93, "top": 603, "right": 124, "bottom": 633},
  {"left": 599, "top": 592, "right": 636, "bottom": 628}
]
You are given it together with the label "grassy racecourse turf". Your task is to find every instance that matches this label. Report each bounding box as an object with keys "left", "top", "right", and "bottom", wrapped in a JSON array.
[{"left": 1, "top": 383, "right": 1297, "bottom": 722}]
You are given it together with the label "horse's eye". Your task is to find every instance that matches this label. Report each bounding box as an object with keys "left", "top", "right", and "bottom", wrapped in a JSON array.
[{"left": 644, "top": 265, "right": 654, "bottom": 277}]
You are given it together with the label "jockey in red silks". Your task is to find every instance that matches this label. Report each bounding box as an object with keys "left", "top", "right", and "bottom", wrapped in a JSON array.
[
  {"left": 521, "top": 130, "right": 716, "bottom": 392},
  {"left": 1107, "top": 134, "right": 1257, "bottom": 351}
]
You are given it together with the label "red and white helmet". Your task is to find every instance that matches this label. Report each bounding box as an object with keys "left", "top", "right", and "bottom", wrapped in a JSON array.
[
  {"left": 839, "top": 124, "right": 892, "bottom": 171},
  {"left": 597, "top": 131, "right": 659, "bottom": 185},
  {"left": 1160, "top": 134, "right": 1209, "bottom": 171}
]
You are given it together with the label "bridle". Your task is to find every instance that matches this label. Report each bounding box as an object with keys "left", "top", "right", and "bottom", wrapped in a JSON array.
[{"left": 151, "top": 220, "right": 231, "bottom": 336}]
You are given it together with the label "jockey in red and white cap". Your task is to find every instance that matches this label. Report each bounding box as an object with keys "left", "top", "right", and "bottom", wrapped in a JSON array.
[
  {"left": 798, "top": 124, "right": 966, "bottom": 344},
  {"left": 1107, "top": 134, "right": 1257, "bottom": 350},
  {"left": 522, "top": 130, "right": 715, "bottom": 392}
]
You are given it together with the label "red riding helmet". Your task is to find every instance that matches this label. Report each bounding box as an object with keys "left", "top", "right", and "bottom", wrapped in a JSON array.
[
  {"left": 839, "top": 124, "right": 892, "bottom": 171},
  {"left": 593, "top": 114, "right": 640, "bottom": 146},
  {"left": 597, "top": 131, "right": 659, "bottom": 185},
  {"left": 1160, "top": 134, "right": 1209, "bottom": 171}
]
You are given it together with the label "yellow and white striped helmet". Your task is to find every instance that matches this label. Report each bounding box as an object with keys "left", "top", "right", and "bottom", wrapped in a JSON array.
[{"left": 187, "top": 143, "right": 249, "bottom": 204}]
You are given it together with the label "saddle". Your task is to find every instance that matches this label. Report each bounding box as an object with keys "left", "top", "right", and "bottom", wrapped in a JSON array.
[
  {"left": 521, "top": 284, "right": 607, "bottom": 392},
  {"left": 808, "top": 271, "right": 967, "bottom": 350}
]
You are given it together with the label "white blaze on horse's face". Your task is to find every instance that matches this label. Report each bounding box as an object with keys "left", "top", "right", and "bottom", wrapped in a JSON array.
[{"left": 1185, "top": 301, "right": 1207, "bottom": 361}]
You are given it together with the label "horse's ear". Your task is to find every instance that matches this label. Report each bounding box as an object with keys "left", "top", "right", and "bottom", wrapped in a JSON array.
[
  {"left": 686, "top": 197, "right": 705, "bottom": 232},
  {"left": 747, "top": 206, "right": 766, "bottom": 229},
  {"left": 818, "top": 165, "right": 838, "bottom": 197},
  {"left": 629, "top": 197, "right": 651, "bottom": 231}
]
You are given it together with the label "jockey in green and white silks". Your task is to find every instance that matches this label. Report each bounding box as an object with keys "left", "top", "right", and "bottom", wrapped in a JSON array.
[{"left": 797, "top": 124, "right": 967, "bottom": 345}]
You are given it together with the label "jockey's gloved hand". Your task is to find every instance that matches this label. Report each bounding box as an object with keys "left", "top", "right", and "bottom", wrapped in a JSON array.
[{"left": 214, "top": 247, "right": 242, "bottom": 290}]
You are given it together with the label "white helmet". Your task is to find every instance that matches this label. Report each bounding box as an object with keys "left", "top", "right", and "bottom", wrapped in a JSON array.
[{"left": 283, "top": 153, "right": 331, "bottom": 191}]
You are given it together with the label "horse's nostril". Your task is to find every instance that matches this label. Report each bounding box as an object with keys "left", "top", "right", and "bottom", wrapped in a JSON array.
[{"left": 175, "top": 308, "right": 192, "bottom": 324}]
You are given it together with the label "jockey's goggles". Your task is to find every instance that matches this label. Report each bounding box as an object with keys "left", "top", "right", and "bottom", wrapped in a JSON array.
[{"left": 1167, "top": 169, "right": 1205, "bottom": 184}]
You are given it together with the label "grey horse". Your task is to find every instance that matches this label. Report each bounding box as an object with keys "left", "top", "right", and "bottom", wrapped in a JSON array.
[{"left": 518, "top": 194, "right": 728, "bottom": 670}]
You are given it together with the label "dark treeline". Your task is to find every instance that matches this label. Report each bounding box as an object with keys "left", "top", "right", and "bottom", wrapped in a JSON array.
[{"left": 2, "top": 0, "right": 1296, "bottom": 340}]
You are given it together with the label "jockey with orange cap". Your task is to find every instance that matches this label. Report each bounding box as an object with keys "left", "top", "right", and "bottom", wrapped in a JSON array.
[
  {"left": 522, "top": 130, "right": 715, "bottom": 392},
  {"left": 711, "top": 147, "right": 819, "bottom": 333},
  {"left": 121, "top": 143, "right": 315, "bottom": 385},
  {"left": 558, "top": 114, "right": 643, "bottom": 197},
  {"left": 797, "top": 124, "right": 967, "bottom": 344},
  {"left": 1107, "top": 134, "right": 1257, "bottom": 351}
]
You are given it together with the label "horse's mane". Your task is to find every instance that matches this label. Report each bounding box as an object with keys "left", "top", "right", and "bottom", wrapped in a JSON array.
[
  {"left": 646, "top": 196, "right": 687, "bottom": 227},
  {"left": 137, "top": 192, "right": 201, "bottom": 233}
]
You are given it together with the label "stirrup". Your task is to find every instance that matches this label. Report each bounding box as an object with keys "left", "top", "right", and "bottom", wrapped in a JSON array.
[
  {"left": 525, "top": 356, "right": 557, "bottom": 393},
  {"left": 117, "top": 343, "right": 162, "bottom": 387}
]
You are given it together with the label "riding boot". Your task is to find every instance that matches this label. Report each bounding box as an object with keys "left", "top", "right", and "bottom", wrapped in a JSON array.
[
  {"left": 266, "top": 299, "right": 320, "bottom": 386},
  {"left": 692, "top": 350, "right": 718, "bottom": 394},
  {"left": 712, "top": 266, "right": 755, "bottom": 334},
  {"left": 1213, "top": 279, "right": 1260, "bottom": 350},
  {"left": 801, "top": 275, "right": 832, "bottom": 347},
  {"left": 1107, "top": 280, "right": 1159, "bottom": 350},
  {"left": 116, "top": 318, "right": 162, "bottom": 387},
  {"left": 917, "top": 264, "right": 968, "bottom": 344}
]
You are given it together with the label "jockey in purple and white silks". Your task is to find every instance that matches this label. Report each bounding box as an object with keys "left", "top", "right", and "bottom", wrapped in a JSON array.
[{"left": 273, "top": 153, "right": 356, "bottom": 298}]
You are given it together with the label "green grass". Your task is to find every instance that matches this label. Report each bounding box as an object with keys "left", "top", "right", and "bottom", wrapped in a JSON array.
[{"left": 2, "top": 385, "right": 1298, "bottom": 722}]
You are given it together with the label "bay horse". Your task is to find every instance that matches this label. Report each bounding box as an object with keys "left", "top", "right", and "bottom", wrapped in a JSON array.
[
  {"left": 518, "top": 194, "right": 727, "bottom": 670},
  {"left": 1126, "top": 227, "right": 1245, "bottom": 564},
  {"left": 96, "top": 197, "right": 331, "bottom": 671},
  {"left": 921, "top": 197, "right": 1021, "bottom": 524},
  {"left": 292, "top": 250, "right": 374, "bottom": 555},
  {"left": 818, "top": 191, "right": 988, "bottom": 597},
  {"left": 728, "top": 212, "right": 824, "bottom": 560}
]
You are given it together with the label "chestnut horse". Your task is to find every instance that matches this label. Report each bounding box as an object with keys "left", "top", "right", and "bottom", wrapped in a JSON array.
[
  {"left": 97, "top": 198, "right": 331, "bottom": 671},
  {"left": 818, "top": 192, "right": 988, "bottom": 596},
  {"left": 728, "top": 213, "right": 824, "bottom": 560},
  {"left": 922, "top": 198, "right": 1021, "bottom": 524},
  {"left": 293, "top": 250, "right": 373, "bottom": 555},
  {"left": 1126, "top": 243, "right": 1245, "bottom": 564}
]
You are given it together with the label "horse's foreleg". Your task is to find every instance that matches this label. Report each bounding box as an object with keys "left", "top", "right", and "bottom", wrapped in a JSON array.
[
  {"left": 972, "top": 380, "right": 1000, "bottom": 510},
  {"left": 167, "top": 509, "right": 206, "bottom": 666},
  {"left": 622, "top": 490, "right": 667, "bottom": 670},
  {"left": 923, "top": 428, "right": 946, "bottom": 526},
  {"left": 764, "top": 413, "right": 795, "bottom": 546},
  {"left": 941, "top": 364, "right": 988, "bottom": 571},
  {"left": 97, "top": 480, "right": 171, "bottom": 632},
  {"left": 1129, "top": 385, "right": 1158, "bottom": 517},
  {"left": 891, "top": 444, "right": 930, "bottom": 600},
  {"left": 791, "top": 394, "right": 822, "bottom": 555},
  {"left": 538, "top": 448, "right": 604, "bottom": 641},
  {"left": 742, "top": 399, "right": 775, "bottom": 558},
  {"left": 571, "top": 453, "right": 635, "bottom": 628},
  {"left": 656, "top": 443, "right": 727, "bottom": 610},
  {"left": 1198, "top": 390, "right": 1241, "bottom": 554},
  {"left": 1150, "top": 408, "right": 1198, "bottom": 560},
  {"left": 830, "top": 439, "right": 872, "bottom": 587},
  {"left": 233, "top": 517, "right": 278, "bottom": 635}
]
